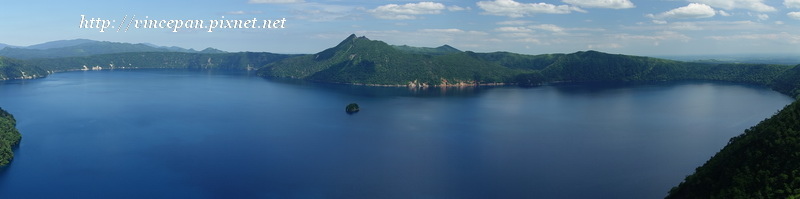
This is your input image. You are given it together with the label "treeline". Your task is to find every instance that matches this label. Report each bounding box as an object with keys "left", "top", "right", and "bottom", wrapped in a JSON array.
[
  {"left": 539, "top": 51, "right": 791, "bottom": 85},
  {"left": 26, "top": 52, "right": 294, "bottom": 72},
  {"left": 0, "top": 57, "right": 48, "bottom": 80},
  {"left": 771, "top": 65, "right": 800, "bottom": 99},
  {"left": 666, "top": 98, "right": 800, "bottom": 198},
  {"left": 0, "top": 107, "right": 21, "bottom": 166}
]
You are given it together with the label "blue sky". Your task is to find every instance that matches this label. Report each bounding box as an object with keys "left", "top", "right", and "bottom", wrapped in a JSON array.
[{"left": 2, "top": 0, "right": 800, "bottom": 56}]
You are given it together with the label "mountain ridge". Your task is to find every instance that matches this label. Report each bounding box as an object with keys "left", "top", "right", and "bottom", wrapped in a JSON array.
[
  {"left": 258, "top": 34, "right": 795, "bottom": 90},
  {"left": 0, "top": 39, "right": 226, "bottom": 59},
  {"left": 259, "top": 34, "right": 519, "bottom": 86}
]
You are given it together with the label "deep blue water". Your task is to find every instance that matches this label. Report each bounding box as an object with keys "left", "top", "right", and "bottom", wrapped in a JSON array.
[{"left": 0, "top": 70, "right": 794, "bottom": 199}]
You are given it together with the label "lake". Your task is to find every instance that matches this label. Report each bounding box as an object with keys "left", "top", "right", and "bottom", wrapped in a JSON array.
[{"left": 0, "top": 70, "right": 794, "bottom": 198}]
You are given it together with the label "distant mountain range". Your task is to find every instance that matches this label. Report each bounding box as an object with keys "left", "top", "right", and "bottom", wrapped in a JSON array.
[{"left": 0, "top": 39, "right": 225, "bottom": 59}]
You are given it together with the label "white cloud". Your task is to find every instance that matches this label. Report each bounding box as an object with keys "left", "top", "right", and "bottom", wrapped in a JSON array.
[
  {"left": 687, "top": 0, "right": 776, "bottom": 12},
  {"left": 225, "top": 10, "right": 263, "bottom": 15},
  {"left": 530, "top": 24, "right": 565, "bottom": 32},
  {"left": 248, "top": 0, "right": 303, "bottom": 4},
  {"left": 652, "top": 20, "right": 668, "bottom": 24},
  {"left": 495, "top": 27, "right": 534, "bottom": 32},
  {"left": 476, "top": 0, "right": 585, "bottom": 18},
  {"left": 650, "top": 3, "right": 716, "bottom": 19},
  {"left": 718, "top": 10, "right": 731, "bottom": 16},
  {"left": 447, "top": 5, "right": 470, "bottom": 11},
  {"left": 708, "top": 32, "right": 800, "bottom": 44},
  {"left": 789, "top": 12, "right": 800, "bottom": 20},
  {"left": 500, "top": 32, "right": 537, "bottom": 38},
  {"left": 588, "top": 43, "right": 623, "bottom": 49},
  {"left": 290, "top": 3, "right": 359, "bottom": 22},
  {"left": 517, "top": 38, "right": 542, "bottom": 44},
  {"left": 669, "top": 22, "right": 705, "bottom": 30},
  {"left": 497, "top": 20, "right": 534, "bottom": 25},
  {"left": 420, "top": 29, "right": 489, "bottom": 35},
  {"left": 562, "top": 0, "right": 635, "bottom": 9},
  {"left": 757, "top": 13, "right": 769, "bottom": 20},
  {"left": 370, "top": 2, "right": 446, "bottom": 20},
  {"left": 787, "top": 0, "right": 800, "bottom": 8},
  {"left": 611, "top": 31, "right": 691, "bottom": 43},
  {"left": 421, "top": 28, "right": 463, "bottom": 33}
]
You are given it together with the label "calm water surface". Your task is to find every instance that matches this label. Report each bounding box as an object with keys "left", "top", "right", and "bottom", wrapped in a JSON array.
[{"left": 0, "top": 70, "right": 793, "bottom": 198}]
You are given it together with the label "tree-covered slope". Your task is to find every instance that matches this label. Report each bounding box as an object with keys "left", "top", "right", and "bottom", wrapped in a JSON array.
[
  {"left": 474, "top": 51, "right": 563, "bottom": 71},
  {"left": 0, "top": 107, "right": 21, "bottom": 166},
  {"left": 27, "top": 52, "right": 294, "bottom": 72},
  {"left": 259, "top": 34, "right": 520, "bottom": 85},
  {"left": 0, "top": 56, "right": 48, "bottom": 80},
  {"left": 771, "top": 64, "right": 800, "bottom": 99},
  {"left": 391, "top": 44, "right": 461, "bottom": 55},
  {"left": 539, "top": 51, "right": 791, "bottom": 84},
  {"left": 666, "top": 98, "right": 800, "bottom": 199}
]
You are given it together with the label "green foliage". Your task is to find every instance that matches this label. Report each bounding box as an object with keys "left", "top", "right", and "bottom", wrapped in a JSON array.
[
  {"left": 538, "top": 51, "right": 791, "bottom": 84},
  {"left": 474, "top": 51, "right": 563, "bottom": 71},
  {"left": 345, "top": 103, "right": 360, "bottom": 113},
  {"left": 515, "top": 71, "right": 545, "bottom": 87},
  {"left": 771, "top": 65, "right": 800, "bottom": 99},
  {"left": 0, "top": 56, "right": 49, "bottom": 80},
  {"left": 666, "top": 99, "right": 800, "bottom": 199},
  {"left": 0, "top": 107, "right": 21, "bottom": 166}
]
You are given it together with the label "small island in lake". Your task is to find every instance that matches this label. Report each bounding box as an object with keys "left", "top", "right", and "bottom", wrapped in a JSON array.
[{"left": 346, "top": 103, "right": 360, "bottom": 114}]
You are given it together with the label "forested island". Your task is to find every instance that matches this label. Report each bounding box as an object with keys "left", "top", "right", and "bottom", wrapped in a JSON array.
[
  {"left": 0, "top": 34, "right": 800, "bottom": 196},
  {"left": 0, "top": 107, "right": 21, "bottom": 166}
]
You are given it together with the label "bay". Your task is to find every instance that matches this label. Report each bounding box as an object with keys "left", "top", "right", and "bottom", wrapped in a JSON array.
[{"left": 0, "top": 70, "right": 793, "bottom": 198}]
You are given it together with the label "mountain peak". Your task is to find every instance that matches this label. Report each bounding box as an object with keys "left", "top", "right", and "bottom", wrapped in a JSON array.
[
  {"left": 436, "top": 44, "right": 460, "bottom": 52},
  {"left": 345, "top": 34, "right": 357, "bottom": 40},
  {"left": 337, "top": 34, "right": 370, "bottom": 47}
]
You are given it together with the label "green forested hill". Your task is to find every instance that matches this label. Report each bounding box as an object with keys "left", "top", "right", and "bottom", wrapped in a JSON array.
[
  {"left": 259, "top": 34, "right": 520, "bottom": 85},
  {"left": 391, "top": 44, "right": 461, "bottom": 55},
  {"left": 0, "top": 56, "right": 48, "bottom": 80},
  {"left": 474, "top": 51, "right": 563, "bottom": 71},
  {"left": 0, "top": 107, "right": 21, "bottom": 166},
  {"left": 258, "top": 34, "right": 794, "bottom": 90},
  {"left": 540, "top": 51, "right": 790, "bottom": 85},
  {"left": 771, "top": 65, "right": 800, "bottom": 99},
  {"left": 666, "top": 99, "right": 800, "bottom": 199}
]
